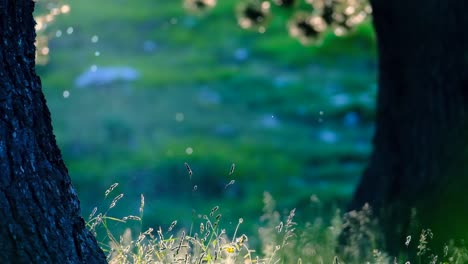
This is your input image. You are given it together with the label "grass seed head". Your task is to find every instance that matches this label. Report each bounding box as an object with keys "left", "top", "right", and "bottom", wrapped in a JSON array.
[{"left": 105, "top": 183, "right": 119, "bottom": 197}]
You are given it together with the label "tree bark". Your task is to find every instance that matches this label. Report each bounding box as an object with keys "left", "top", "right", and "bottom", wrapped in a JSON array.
[
  {"left": 0, "top": 0, "right": 106, "bottom": 263},
  {"left": 351, "top": 0, "right": 468, "bottom": 254}
]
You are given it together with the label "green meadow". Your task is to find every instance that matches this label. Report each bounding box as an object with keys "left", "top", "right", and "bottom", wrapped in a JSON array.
[{"left": 37, "top": 0, "right": 377, "bottom": 248}]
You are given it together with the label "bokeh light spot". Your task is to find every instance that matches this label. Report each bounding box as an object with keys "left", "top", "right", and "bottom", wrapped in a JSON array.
[
  {"left": 91, "top": 35, "right": 99, "bottom": 43},
  {"left": 176, "top": 112, "right": 185, "bottom": 122},
  {"left": 60, "top": 5, "right": 71, "bottom": 14},
  {"left": 185, "top": 147, "right": 193, "bottom": 155}
]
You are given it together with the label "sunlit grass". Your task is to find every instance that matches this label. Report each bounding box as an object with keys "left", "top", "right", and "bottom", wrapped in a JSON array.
[{"left": 88, "top": 183, "right": 468, "bottom": 264}]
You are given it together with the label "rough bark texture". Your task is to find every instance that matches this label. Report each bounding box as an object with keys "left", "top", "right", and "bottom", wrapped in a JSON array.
[
  {"left": 351, "top": 0, "right": 468, "bottom": 254},
  {"left": 0, "top": 0, "right": 106, "bottom": 263}
]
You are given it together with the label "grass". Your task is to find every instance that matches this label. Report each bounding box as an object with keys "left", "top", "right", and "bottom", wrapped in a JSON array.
[{"left": 88, "top": 183, "right": 468, "bottom": 264}]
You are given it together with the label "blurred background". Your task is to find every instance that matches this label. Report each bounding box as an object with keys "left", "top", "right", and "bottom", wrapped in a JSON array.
[{"left": 34, "top": 0, "right": 377, "bottom": 240}]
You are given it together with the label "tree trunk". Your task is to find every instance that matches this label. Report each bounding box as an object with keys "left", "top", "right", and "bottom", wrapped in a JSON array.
[
  {"left": 350, "top": 0, "right": 468, "bottom": 254},
  {"left": 0, "top": 0, "right": 106, "bottom": 263}
]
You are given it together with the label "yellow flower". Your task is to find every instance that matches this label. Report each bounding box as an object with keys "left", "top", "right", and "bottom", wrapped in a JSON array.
[{"left": 226, "top": 247, "right": 235, "bottom": 253}]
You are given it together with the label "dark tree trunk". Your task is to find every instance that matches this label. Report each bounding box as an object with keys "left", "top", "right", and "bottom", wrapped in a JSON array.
[
  {"left": 351, "top": 0, "right": 468, "bottom": 254},
  {"left": 0, "top": 0, "right": 106, "bottom": 263}
]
